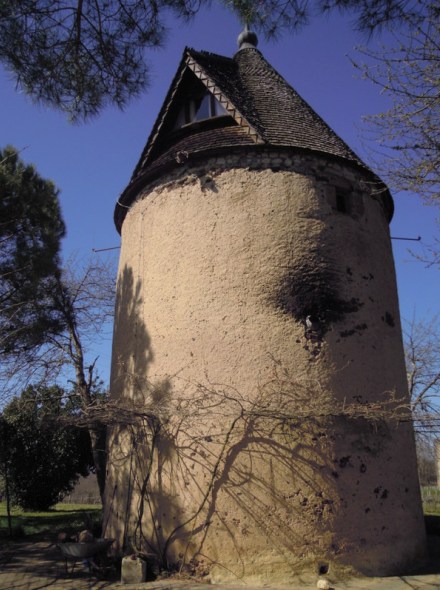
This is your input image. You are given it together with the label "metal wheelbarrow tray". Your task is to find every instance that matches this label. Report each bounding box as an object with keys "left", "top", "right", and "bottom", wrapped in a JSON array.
[{"left": 58, "top": 538, "right": 114, "bottom": 574}]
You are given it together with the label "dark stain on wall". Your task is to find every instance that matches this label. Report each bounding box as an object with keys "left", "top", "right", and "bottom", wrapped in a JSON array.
[
  {"left": 276, "top": 262, "right": 363, "bottom": 337},
  {"left": 340, "top": 323, "right": 368, "bottom": 338},
  {"left": 338, "top": 456, "right": 352, "bottom": 468},
  {"left": 382, "top": 311, "right": 395, "bottom": 327}
]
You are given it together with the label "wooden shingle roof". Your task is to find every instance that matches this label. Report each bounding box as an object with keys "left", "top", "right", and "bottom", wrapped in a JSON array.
[
  {"left": 187, "top": 47, "right": 364, "bottom": 163},
  {"left": 115, "top": 45, "right": 389, "bottom": 232}
]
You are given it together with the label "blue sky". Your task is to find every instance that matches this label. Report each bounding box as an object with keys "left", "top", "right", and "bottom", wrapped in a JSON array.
[{"left": 1, "top": 3, "right": 438, "bottom": 385}]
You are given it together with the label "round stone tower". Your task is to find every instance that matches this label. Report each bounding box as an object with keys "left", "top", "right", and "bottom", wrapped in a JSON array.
[{"left": 104, "top": 32, "right": 426, "bottom": 584}]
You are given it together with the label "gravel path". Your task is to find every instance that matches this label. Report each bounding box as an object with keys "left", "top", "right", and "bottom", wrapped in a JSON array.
[
  {"left": 2, "top": 533, "right": 440, "bottom": 590},
  {"left": 0, "top": 533, "right": 117, "bottom": 589}
]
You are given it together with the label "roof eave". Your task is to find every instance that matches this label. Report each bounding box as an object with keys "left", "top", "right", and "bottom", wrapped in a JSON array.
[{"left": 114, "top": 144, "right": 393, "bottom": 234}]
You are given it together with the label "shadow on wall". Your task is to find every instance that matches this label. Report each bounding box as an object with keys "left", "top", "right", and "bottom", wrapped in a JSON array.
[
  {"left": 185, "top": 387, "right": 425, "bottom": 578},
  {"left": 104, "top": 334, "right": 419, "bottom": 578},
  {"left": 111, "top": 264, "right": 154, "bottom": 399},
  {"left": 153, "top": 375, "right": 400, "bottom": 577},
  {"left": 103, "top": 265, "right": 191, "bottom": 565}
]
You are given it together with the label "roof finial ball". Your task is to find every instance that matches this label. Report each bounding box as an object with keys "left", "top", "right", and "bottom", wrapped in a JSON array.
[{"left": 237, "top": 23, "right": 258, "bottom": 50}]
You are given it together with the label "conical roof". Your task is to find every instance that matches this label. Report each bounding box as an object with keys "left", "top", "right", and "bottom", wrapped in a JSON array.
[{"left": 115, "top": 44, "right": 391, "bottom": 232}]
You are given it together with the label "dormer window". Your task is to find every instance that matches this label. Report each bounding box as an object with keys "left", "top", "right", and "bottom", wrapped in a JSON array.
[{"left": 174, "top": 92, "right": 227, "bottom": 129}]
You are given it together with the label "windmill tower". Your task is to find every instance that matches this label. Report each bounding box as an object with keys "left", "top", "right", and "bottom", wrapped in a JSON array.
[{"left": 104, "top": 30, "right": 426, "bottom": 583}]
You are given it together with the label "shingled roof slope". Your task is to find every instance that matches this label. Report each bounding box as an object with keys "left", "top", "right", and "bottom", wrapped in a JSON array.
[{"left": 235, "top": 48, "right": 363, "bottom": 162}]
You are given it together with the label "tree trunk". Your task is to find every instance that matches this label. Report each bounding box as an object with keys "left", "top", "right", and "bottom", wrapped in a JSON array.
[
  {"left": 88, "top": 423, "right": 106, "bottom": 500},
  {"left": 55, "top": 272, "right": 113, "bottom": 503},
  {"left": 5, "top": 465, "right": 13, "bottom": 537}
]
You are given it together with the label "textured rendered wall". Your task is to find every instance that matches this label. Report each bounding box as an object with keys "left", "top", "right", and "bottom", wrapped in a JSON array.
[{"left": 104, "top": 150, "right": 426, "bottom": 583}]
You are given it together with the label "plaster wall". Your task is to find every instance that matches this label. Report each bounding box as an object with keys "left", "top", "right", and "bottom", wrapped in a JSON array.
[{"left": 105, "top": 150, "right": 426, "bottom": 583}]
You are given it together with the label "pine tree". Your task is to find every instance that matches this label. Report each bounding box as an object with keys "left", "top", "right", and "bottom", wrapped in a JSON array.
[{"left": 0, "top": 146, "right": 65, "bottom": 357}]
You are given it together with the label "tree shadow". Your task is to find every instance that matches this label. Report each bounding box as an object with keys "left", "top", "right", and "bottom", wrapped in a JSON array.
[
  {"left": 128, "top": 375, "right": 426, "bottom": 581},
  {"left": 155, "top": 382, "right": 342, "bottom": 577},
  {"left": 109, "top": 264, "right": 154, "bottom": 402},
  {"left": 102, "top": 265, "right": 185, "bottom": 566}
]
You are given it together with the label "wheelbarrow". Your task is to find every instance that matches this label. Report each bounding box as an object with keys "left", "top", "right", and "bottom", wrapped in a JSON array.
[{"left": 57, "top": 538, "right": 114, "bottom": 575}]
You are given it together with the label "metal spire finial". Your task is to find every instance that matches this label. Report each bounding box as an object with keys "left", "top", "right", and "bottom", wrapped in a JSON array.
[{"left": 237, "top": 23, "right": 258, "bottom": 50}]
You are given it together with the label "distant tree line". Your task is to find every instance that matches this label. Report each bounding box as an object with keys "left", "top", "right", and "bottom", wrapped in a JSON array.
[{"left": 0, "top": 385, "right": 93, "bottom": 512}]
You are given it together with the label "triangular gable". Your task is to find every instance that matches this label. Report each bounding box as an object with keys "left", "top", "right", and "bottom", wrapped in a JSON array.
[
  {"left": 186, "top": 50, "right": 262, "bottom": 143},
  {"left": 131, "top": 48, "right": 264, "bottom": 179}
]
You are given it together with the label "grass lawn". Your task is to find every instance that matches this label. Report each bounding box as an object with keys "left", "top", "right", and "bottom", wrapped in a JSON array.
[
  {"left": 1, "top": 490, "right": 438, "bottom": 542},
  {"left": 0, "top": 502, "right": 102, "bottom": 538},
  {"left": 422, "top": 487, "right": 440, "bottom": 516}
]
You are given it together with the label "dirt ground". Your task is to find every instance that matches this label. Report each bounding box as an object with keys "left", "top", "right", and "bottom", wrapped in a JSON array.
[
  {"left": 1, "top": 532, "right": 440, "bottom": 590},
  {"left": 0, "top": 531, "right": 118, "bottom": 589}
]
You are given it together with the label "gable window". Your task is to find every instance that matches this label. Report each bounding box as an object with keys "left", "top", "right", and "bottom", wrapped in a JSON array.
[{"left": 174, "top": 92, "right": 227, "bottom": 128}]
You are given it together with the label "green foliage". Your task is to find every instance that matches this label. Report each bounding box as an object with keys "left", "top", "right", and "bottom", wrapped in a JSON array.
[
  {"left": 0, "top": 0, "right": 424, "bottom": 121},
  {"left": 0, "top": 146, "right": 65, "bottom": 356},
  {"left": 0, "top": 385, "right": 93, "bottom": 511},
  {"left": 0, "top": 147, "right": 113, "bottom": 497},
  {"left": 0, "top": 0, "right": 197, "bottom": 122},
  {"left": 0, "top": 504, "right": 102, "bottom": 538},
  {"left": 422, "top": 488, "right": 440, "bottom": 516}
]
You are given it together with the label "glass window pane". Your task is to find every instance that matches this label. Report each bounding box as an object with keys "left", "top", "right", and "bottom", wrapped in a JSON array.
[
  {"left": 195, "top": 94, "right": 211, "bottom": 120},
  {"left": 213, "top": 98, "right": 227, "bottom": 116}
]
